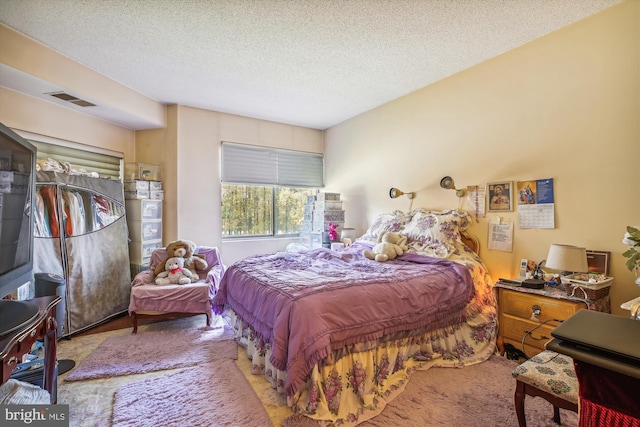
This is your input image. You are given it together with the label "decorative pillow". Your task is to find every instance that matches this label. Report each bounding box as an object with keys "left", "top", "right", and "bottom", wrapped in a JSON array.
[
  {"left": 357, "top": 210, "right": 411, "bottom": 244},
  {"left": 402, "top": 209, "right": 471, "bottom": 258}
]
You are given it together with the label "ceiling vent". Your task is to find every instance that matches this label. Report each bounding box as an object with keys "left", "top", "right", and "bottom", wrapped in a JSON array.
[{"left": 47, "top": 92, "right": 96, "bottom": 107}]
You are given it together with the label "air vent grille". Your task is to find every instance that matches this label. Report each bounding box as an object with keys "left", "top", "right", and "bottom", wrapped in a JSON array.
[
  {"left": 47, "top": 92, "right": 96, "bottom": 107},
  {"left": 71, "top": 100, "right": 96, "bottom": 107}
]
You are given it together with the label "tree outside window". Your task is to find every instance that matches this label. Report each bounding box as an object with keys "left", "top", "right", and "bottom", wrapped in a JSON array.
[{"left": 221, "top": 184, "right": 313, "bottom": 237}]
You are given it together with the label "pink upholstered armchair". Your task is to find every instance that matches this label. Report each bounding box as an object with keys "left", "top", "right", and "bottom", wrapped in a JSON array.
[{"left": 128, "top": 246, "right": 225, "bottom": 333}]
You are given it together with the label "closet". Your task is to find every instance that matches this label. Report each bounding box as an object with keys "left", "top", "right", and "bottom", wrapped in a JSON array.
[{"left": 33, "top": 171, "right": 131, "bottom": 336}]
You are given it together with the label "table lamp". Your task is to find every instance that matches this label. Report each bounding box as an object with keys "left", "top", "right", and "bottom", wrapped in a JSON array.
[{"left": 545, "top": 244, "right": 589, "bottom": 276}]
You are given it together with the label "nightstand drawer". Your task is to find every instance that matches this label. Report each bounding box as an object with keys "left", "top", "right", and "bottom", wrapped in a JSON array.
[
  {"left": 500, "top": 288, "right": 586, "bottom": 323},
  {"left": 500, "top": 313, "right": 559, "bottom": 347}
]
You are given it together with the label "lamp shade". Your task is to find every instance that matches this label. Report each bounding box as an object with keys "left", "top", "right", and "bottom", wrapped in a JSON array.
[
  {"left": 545, "top": 244, "right": 588, "bottom": 273},
  {"left": 340, "top": 228, "right": 356, "bottom": 241}
]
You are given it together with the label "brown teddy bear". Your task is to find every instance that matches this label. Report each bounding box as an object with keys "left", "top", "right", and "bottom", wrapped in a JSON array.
[
  {"left": 154, "top": 239, "right": 208, "bottom": 278},
  {"left": 362, "top": 231, "right": 408, "bottom": 262}
]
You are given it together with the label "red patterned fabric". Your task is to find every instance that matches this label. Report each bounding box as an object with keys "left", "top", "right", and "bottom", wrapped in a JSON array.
[
  {"left": 580, "top": 400, "right": 640, "bottom": 427},
  {"left": 575, "top": 360, "right": 640, "bottom": 427}
]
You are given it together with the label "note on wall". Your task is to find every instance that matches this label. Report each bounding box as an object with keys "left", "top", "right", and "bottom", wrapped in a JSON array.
[
  {"left": 517, "top": 178, "right": 555, "bottom": 229},
  {"left": 488, "top": 219, "right": 513, "bottom": 252}
]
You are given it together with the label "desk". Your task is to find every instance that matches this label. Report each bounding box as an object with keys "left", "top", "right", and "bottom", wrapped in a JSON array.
[
  {"left": 546, "top": 310, "right": 640, "bottom": 426},
  {"left": 0, "top": 296, "right": 60, "bottom": 403}
]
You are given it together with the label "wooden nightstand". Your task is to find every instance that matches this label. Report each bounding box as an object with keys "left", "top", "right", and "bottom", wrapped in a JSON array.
[{"left": 495, "top": 282, "right": 610, "bottom": 358}]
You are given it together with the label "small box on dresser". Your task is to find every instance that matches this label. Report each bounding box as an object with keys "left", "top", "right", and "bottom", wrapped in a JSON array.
[
  {"left": 125, "top": 162, "right": 161, "bottom": 181},
  {"left": 124, "top": 180, "right": 150, "bottom": 191},
  {"left": 124, "top": 190, "right": 150, "bottom": 199},
  {"left": 316, "top": 192, "right": 340, "bottom": 201}
]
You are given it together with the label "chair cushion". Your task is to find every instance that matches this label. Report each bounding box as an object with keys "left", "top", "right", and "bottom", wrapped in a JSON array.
[
  {"left": 129, "top": 281, "right": 212, "bottom": 314},
  {"left": 512, "top": 351, "right": 578, "bottom": 404}
]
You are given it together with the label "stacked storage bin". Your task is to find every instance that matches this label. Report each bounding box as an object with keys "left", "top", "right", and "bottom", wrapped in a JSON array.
[
  {"left": 299, "top": 195, "right": 315, "bottom": 249},
  {"left": 124, "top": 162, "right": 164, "bottom": 278},
  {"left": 313, "top": 193, "right": 344, "bottom": 248},
  {"left": 126, "top": 196, "right": 163, "bottom": 278},
  {"left": 300, "top": 192, "right": 346, "bottom": 249}
]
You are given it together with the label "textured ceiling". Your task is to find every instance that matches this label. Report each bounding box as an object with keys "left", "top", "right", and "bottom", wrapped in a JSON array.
[{"left": 0, "top": 0, "right": 622, "bottom": 130}]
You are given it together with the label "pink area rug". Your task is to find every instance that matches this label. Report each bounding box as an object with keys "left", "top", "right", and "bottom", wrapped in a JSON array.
[
  {"left": 112, "top": 358, "right": 272, "bottom": 427},
  {"left": 65, "top": 325, "right": 237, "bottom": 381},
  {"left": 284, "top": 354, "right": 578, "bottom": 427}
]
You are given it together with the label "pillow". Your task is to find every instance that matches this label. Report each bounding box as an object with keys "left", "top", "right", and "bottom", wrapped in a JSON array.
[
  {"left": 357, "top": 210, "right": 411, "bottom": 244},
  {"left": 402, "top": 209, "right": 471, "bottom": 258}
]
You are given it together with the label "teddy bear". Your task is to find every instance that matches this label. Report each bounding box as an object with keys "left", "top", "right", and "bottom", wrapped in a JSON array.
[
  {"left": 155, "top": 256, "right": 198, "bottom": 285},
  {"left": 154, "top": 239, "right": 208, "bottom": 278},
  {"left": 362, "top": 230, "right": 409, "bottom": 262}
]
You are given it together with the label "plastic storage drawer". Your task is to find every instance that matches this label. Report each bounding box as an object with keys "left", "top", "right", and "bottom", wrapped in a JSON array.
[
  {"left": 126, "top": 199, "right": 162, "bottom": 221},
  {"left": 128, "top": 220, "right": 162, "bottom": 242},
  {"left": 128, "top": 240, "right": 163, "bottom": 264}
]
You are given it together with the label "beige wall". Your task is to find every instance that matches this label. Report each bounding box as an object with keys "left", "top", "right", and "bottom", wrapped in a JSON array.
[
  {"left": 324, "top": 1, "right": 639, "bottom": 315},
  {"left": 136, "top": 105, "right": 324, "bottom": 264},
  {"left": 0, "top": 87, "right": 135, "bottom": 159}
]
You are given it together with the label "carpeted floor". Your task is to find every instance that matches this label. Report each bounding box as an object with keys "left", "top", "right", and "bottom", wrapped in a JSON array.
[
  {"left": 357, "top": 354, "right": 578, "bottom": 427},
  {"left": 65, "top": 323, "right": 236, "bottom": 381},
  {"left": 282, "top": 355, "right": 578, "bottom": 427},
  {"left": 112, "top": 359, "right": 272, "bottom": 427},
  {"left": 57, "top": 316, "right": 577, "bottom": 427}
]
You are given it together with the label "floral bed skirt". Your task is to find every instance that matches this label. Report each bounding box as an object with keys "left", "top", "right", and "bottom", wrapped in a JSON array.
[{"left": 225, "top": 306, "right": 497, "bottom": 426}]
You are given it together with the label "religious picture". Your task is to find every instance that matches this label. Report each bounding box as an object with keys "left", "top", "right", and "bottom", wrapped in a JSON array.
[
  {"left": 517, "top": 180, "right": 537, "bottom": 205},
  {"left": 487, "top": 181, "right": 513, "bottom": 212}
]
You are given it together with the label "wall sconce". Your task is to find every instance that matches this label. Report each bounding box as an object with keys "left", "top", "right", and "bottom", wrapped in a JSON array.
[
  {"left": 389, "top": 188, "right": 415, "bottom": 199},
  {"left": 439, "top": 176, "right": 466, "bottom": 197}
]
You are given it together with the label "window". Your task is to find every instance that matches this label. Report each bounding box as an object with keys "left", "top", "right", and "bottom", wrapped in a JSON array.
[
  {"left": 17, "top": 131, "right": 123, "bottom": 180},
  {"left": 221, "top": 142, "right": 323, "bottom": 238}
]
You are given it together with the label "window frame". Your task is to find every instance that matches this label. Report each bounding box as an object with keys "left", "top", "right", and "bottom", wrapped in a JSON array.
[{"left": 220, "top": 142, "right": 323, "bottom": 239}]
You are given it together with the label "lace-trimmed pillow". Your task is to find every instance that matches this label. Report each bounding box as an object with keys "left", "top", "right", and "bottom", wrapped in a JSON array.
[
  {"left": 402, "top": 210, "right": 471, "bottom": 258},
  {"left": 357, "top": 210, "right": 411, "bottom": 244}
]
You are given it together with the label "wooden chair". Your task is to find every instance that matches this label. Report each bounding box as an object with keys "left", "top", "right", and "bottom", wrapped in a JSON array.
[
  {"left": 128, "top": 246, "right": 225, "bottom": 333},
  {"left": 512, "top": 350, "right": 579, "bottom": 427}
]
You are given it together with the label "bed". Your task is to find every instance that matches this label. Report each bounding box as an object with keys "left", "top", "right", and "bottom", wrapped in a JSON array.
[{"left": 213, "top": 209, "right": 497, "bottom": 426}]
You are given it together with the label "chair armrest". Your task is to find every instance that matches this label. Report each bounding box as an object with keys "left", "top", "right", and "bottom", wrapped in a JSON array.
[
  {"left": 131, "top": 269, "right": 156, "bottom": 287},
  {"left": 206, "top": 263, "right": 226, "bottom": 294}
]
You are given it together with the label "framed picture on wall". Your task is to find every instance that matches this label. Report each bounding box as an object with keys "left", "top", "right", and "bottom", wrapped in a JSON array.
[
  {"left": 586, "top": 250, "right": 610, "bottom": 276},
  {"left": 487, "top": 181, "right": 513, "bottom": 212}
]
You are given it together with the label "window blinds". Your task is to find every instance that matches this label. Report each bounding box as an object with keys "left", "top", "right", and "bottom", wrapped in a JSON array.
[
  {"left": 29, "top": 140, "right": 122, "bottom": 180},
  {"left": 221, "top": 142, "right": 324, "bottom": 188}
]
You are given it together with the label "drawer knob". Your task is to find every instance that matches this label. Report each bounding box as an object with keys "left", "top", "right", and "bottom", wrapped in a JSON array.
[{"left": 530, "top": 304, "right": 541, "bottom": 322}]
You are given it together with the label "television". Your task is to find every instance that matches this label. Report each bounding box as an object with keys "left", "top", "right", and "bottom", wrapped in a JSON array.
[{"left": 0, "top": 122, "right": 36, "bottom": 300}]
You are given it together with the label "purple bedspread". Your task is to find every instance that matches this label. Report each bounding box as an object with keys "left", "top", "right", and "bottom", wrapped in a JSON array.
[{"left": 213, "top": 243, "right": 474, "bottom": 396}]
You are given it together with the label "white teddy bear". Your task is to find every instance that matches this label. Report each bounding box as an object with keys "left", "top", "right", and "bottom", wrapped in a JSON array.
[
  {"left": 362, "top": 230, "right": 409, "bottom": 262},
  {"left": 155, "top": 256, "right": 198, "bottom": 285}
]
